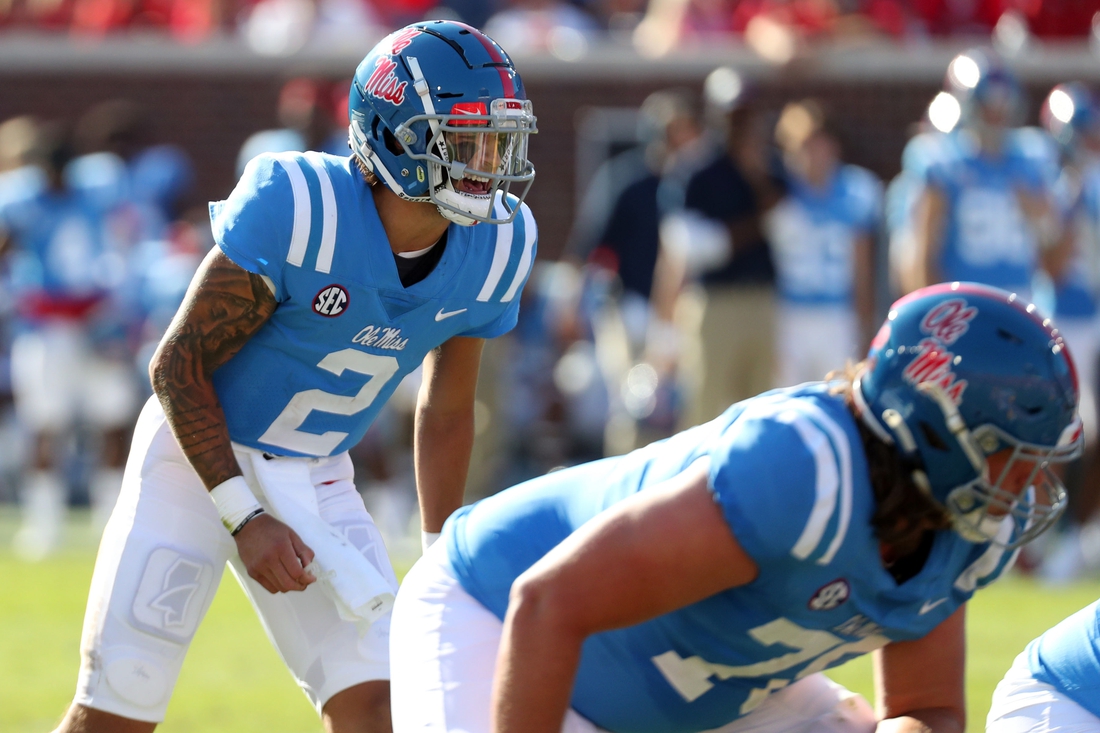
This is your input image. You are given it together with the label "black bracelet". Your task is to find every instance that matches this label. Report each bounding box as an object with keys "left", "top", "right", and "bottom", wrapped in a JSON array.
[{"left": 231, "top": 508, "right": 266, "bottom": 537}]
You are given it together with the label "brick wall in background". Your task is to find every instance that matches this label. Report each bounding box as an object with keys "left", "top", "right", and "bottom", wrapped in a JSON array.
[{"left": 0, "top": 67, "right": 1074, "bottom": 260}]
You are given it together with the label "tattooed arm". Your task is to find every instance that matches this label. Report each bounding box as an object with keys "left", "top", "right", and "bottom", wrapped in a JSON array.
[
  {"left": 150, "top": 248, "right": 314, "bottom": 593},
  {"left": 150, "top": 248, "right": 275, "bottom": 488}
]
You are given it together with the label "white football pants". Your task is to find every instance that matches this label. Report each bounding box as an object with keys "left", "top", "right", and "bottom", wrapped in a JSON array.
[
  {"left": 986, "top": 651, "right": 1100, "bottom": 733},
  {"left": 73, "top": 397, "right": 395, "bottom": 722}
]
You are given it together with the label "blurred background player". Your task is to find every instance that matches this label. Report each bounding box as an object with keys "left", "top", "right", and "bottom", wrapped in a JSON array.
[
  {"left": 236, "top": 76, "right": 350, "bottom": 177},
  {"left": 650, "top": 66, "right": 785, "bottom": 430},
  {"left": 908, "top": 48, "right": 1059, "bottom": 299},
  {"left": 764, "top": 98, "right": 881, "bottom": 387},
  {"left": 561, "top": 87, "right": 707, "bottom": 455},
  {"left": 1033, "top": 82, "right": 1100, "bottom": 583},
  {"left": 0, "top": 121, "right": 140, "bottom": 559},
  {"left": 885, "top": 92, "right": 964, "bottom": 297}
]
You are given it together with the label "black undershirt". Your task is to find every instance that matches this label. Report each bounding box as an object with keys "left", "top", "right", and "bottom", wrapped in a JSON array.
[
  {"left": 886, "top": 530, "right": 936, "bottom": 585},
  {"left": 393, "top": 230, "right": 448, "bottom": 288}
]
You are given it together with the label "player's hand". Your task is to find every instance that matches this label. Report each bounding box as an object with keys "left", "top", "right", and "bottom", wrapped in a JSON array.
[{"left": 233, "top": 513, "right": 316, "bottom": 594}]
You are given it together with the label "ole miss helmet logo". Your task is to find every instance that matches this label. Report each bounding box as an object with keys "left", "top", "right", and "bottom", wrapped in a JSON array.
[
  {"left": 314, "top": 285, "right": 349, "bottom": 317},
  {"left": 899, "top": 298, "right": 979, "bottom": 406},
  {"left": 386, "top": 27, "right": 419, "bottom": 54},
  {"left": 365, "top": 57, "right": 408, "bottom": 106}
]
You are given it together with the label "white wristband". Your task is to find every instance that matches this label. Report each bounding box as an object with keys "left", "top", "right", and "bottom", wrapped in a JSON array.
[
  {"left": 209, "top": 476, "right": 264, "bottom": 534},
  {"left": 421, "top": 531, "right": 441, "bottom": 553}
]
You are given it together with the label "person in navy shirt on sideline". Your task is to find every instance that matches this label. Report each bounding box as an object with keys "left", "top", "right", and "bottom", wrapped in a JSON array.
[
  {"left": 987, "top": 598, "right": 1100, "bottom": 732},
  {"left": 54, "top": 20, "right": 538, "bottom": 733},
  {"left": 390, "top": 282, "right": 1082, "bottom": 733}
]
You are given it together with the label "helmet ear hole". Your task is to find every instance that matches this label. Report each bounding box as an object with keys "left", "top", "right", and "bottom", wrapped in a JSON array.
[
  {"left": 382, "top": 129, "right": 404, "bottom": 156},
  {"left": 919, "top": 421, "right": 951, "bottom": 452}
]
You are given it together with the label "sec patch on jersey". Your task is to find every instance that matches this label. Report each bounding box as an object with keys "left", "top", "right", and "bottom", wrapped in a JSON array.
[
  {"left": 809, "top": 579, "right": 851, "bottom": 611},
  {"left": 314, "top": 285, "right": 350, "bottom": 317}
]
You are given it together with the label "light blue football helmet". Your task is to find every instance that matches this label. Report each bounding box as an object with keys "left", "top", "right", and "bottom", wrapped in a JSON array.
[
  {"left": 1042, "top": 81, "right": 1100, "bottom": 152},
  {"left": 945, "top": 48, "right": 1023, "bottom": 130},
  {"left": 348, "top": 20, "right": 537, "bottom": 226},
  {"left": 854, "top": 283, "right": 1082, "bottom": 548}
]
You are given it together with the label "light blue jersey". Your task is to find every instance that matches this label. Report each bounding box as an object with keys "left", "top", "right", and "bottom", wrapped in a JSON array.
[
  {"left": 885, "top": 131, "right": 959, "bottom": 239},
  {"left": 210, "top": 152, "right": 536, "bottom": 457},
  {"left": 1027, "top": 599, "right": 1100, "bottom": 718},
  {"left": 0, "top": 171, "right": 116, "bottom": 315},
  {"left": 1052, "top": 164, "right": 1100, "bottom": 319},
  {"left": 926, "top": 135, "right": 1047, "bottom": 291},
  {"left": 767, "top": 165, "right": 881, "bottom": 305},
  {"left": 445, "top": 384, "right": 1019, "bottom": 733}
]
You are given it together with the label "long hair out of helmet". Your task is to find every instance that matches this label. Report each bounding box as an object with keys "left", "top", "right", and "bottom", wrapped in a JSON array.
[
  {"left": 347, "top": 21, "right": 537, "bottom": 226},
  {"left": 854, "top": 283, "right": 1082, "bottom": 550}
]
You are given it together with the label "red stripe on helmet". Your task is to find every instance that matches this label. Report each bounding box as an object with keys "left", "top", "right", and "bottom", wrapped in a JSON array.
[
  {"left": 496, "top": 69, "right": 516, "bottom": 99},
  {"left": 451, "top": 21, "right": 516, "bottom": 98},
  {"left": 452, "top": 21, "right": 505, "bottom": 62}
]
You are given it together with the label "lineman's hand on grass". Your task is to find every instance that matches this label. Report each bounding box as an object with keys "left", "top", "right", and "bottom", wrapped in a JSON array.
[{"left": 234, "top": 513, "right": 316, "bottom": 593}]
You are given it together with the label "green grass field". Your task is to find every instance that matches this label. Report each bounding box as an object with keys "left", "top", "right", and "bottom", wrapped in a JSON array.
[{"left": 2, "top": 508, "right": 1098, "bottom": 733}]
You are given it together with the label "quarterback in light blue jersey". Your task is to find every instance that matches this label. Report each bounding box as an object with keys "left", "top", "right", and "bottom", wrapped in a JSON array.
[
  {"left": 910, "top": 50, "right": 1058, "bottom": 299},
  {"left": 987, "top": 599, "right": 1100, "bottom": 731},
  {"left": 391, "top": 283, "right": 1082, "bottom": 733},
  {"left": 55, "top": 20, "right": 537, "bottom": 733}
]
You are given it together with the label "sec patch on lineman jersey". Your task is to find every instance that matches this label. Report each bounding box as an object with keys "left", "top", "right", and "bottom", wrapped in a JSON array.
[
  {"left": 808, "top": 579, "right": 850, "bottom": 611},
  {"left": 314, "top": 285, "right": 349, "bottom": 317}
]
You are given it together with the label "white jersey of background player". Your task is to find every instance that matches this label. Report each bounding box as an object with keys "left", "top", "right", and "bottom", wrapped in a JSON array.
[
  {"left": 53, "top": 20, "right": 538, "bottom": 733},
  {"left": 764, "top": 99, "right": 880, "bottom": 387}
]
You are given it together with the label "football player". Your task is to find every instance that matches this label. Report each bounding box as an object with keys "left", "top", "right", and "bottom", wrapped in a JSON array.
[
  {"left": 764, "top": 98, "right": 881, "bottom": 387},
  {"left": 987, "top": 598, "right": 1100, "bottom": 732},
  {"left": 1034, "top": 82, "right": 1100, "bottom": 583},
  {"left": 910, "top": 50, "right": 1058, "bottom": 300},
  {"left": 0, "top": 122, "right": 140, "bottom": 560},
  {"left": 390, "top": 283, "right": 1081, "bottom": 733},
  {"left": 54, "top": 20, "right": 537, "bottom": 733}
]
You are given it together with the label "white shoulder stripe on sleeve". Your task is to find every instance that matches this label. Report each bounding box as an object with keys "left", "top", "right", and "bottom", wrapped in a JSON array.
[
  {"left": 501, "top": 202, "right": 536, "bottom": 303},
  {"left": 784, "top": 410, "right": 841, "bottom": 561},
  {"left": 277, "top": 157, "right": 311, "bottom": 268},
  {"left": 797, "top": 401, "right": 854, "bottom": 565},
  {"left": 304, "top": 153, "right": 338, "bottom": 274},
  {"left": 477, "top": 198, "right": 514, "bottom": 302}
]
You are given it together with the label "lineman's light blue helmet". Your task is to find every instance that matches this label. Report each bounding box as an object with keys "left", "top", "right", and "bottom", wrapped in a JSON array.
[
  {"left": 348, "top": 21, "right": 537, "bottom": 226},
  {"left": 854, "top": 283, "right": 1082, "bottom": 549}
]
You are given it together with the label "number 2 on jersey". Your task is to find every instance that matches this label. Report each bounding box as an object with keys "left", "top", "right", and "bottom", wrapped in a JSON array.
[{"left": 258, "top": 348, "right": 399, "bottom": 456}]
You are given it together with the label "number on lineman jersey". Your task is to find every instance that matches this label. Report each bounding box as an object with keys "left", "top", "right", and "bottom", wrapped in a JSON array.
[
  {"left": 258, "top": 349, "right": 400, "bottom": 456},
  {"left": 652, "top": 618, "right": 888, "bottom": 714}
]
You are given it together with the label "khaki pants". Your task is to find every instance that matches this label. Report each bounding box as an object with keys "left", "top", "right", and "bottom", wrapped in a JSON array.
[{"left": 678, "top": 284, "right": 776, "bottom": 429}]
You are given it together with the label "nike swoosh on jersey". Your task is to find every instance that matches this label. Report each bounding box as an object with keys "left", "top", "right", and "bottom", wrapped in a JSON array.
[
  {"left": 435, "top": 308, "right": 468, "bottom": 321},
  {"left": 919, "top": 597, "right": 948, "bottom": 615}
]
